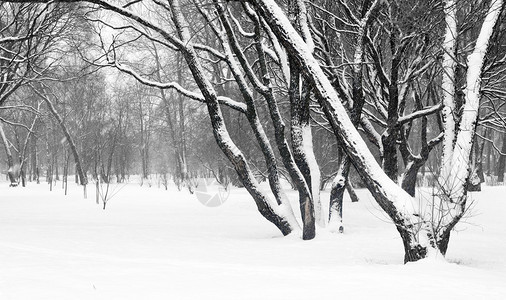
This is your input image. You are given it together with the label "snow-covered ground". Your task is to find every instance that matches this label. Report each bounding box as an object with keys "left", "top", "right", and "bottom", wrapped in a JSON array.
[{"left": 0, "top": 179, "right": 505, "bottom": 299}]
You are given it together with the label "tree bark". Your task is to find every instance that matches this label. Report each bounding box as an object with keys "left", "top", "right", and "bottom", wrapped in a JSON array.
[
  {"left": 289, "top": 58, "right": 316, "bottom": 238},
  {"left": 401, "top": 159, "right": 423, "bottom": 197}
]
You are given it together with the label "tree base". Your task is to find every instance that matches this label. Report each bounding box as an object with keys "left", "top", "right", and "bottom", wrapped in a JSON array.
[{"left": 404, "top": 244, "right": 428, "bottom": 263}]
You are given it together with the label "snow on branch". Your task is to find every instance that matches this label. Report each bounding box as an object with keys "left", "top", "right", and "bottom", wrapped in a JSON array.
[
  {"left": 0, "top": 36, "right": 28, "bottom": 44},
  {"left": 229, "top": 8, "right": 255, "bottom": 38},
  {"left": 397, "top": 103, "right": 443, "bottom": 125}
]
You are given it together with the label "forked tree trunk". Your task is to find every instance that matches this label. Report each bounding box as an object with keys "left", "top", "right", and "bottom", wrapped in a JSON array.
[
  {"left": 209, "top": 6, "right": 300, "bottom": 230},
  {"left": 214, "top": 1, "right": 316, "bottom": 238},
  {"left": 170, "top": 0, "right": 299, "bottom": 235}
]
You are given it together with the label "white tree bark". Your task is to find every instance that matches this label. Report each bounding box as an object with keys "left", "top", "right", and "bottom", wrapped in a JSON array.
[
  {"left": 447, "top": 0, "right": 504, "bottom": 202},
  {"left": 301, "top": 125, "right": 324, "bottom": 227},
  {"left": 439, "top": 0, "right": 457, "bottom": 189}
]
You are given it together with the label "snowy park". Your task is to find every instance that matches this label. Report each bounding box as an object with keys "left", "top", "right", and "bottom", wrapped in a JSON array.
[
  {"left": 3, "top": 0, "right": 506, "bottom": 299},
  {"left": 1, "top": 180, "right": 505, "bottom": 299}
]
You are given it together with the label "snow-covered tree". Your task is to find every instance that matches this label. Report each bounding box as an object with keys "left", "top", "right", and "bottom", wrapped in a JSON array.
[{"left": 4, "top": 0, "right": 505, "bottom": 263}]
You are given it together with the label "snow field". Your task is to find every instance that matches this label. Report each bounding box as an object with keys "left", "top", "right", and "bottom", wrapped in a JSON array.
[{"left": 0, "top": 181, "right": 505, "bottom": 299}]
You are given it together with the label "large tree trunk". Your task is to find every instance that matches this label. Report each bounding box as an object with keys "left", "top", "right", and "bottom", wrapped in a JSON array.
[
  {"left": 433, "top": 0, "right": 505, "bottom": 253},
  {"left": 439, "top": 0, "right": 458, "bottom": 187},
  {"left": 289, "top": 59, "right": 316, "bottom": 237},
  {"left": 287, "top": 0, "right": 322, "bottom": 230}
]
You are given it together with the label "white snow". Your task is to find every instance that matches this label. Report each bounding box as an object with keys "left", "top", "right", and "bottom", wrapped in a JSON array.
[{"left": 0, "top": 180, "right": 505, "bottom": 299}]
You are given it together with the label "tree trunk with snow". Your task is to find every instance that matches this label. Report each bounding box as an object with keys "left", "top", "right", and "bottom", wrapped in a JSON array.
[
  {"left": 252, "top": 0, "right": 504, "bottom": 262},
  {"left": 210, "top": 3, "right": 301, "bottom": 230},
  {"left": 327, "top": 0, "right": 378, "bottom": 231},
  {"left": 328, "top": 159, "right": 349, "bottom": 233},
  {"left": 439, "top": 0, "right": 458, "bottom": 189},
  {"left": 432, "top": 0, "right": 505, "bottom": 256},
  {"left": 287, "top": 0, "right": 324, "bottom": 229},
  {"left": 289, "top": 62, "right": 317, "bottom": 237},
  {"left": 170, "top": 0, "right": 299, "bottom": 235},
  {"left": 217, "top": 1, "right": 319, "bottom": 238}
]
